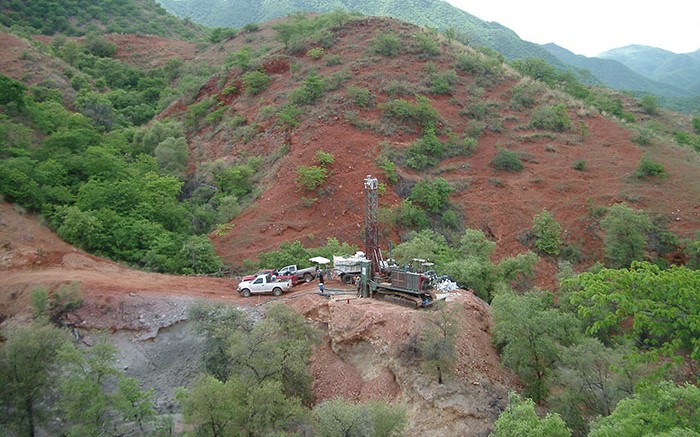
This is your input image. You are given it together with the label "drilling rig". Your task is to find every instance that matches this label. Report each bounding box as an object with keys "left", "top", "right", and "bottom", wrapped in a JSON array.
[{"left": 358, "top": 175, "right": 437, "bottom": 307}]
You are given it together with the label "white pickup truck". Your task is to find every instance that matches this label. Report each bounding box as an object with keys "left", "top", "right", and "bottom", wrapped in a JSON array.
[
  {"left": 277, "top": 264, "right": 319, "bottom": 283},
  {"left": 237, "top": 273, "right": 292, "bottom": 297}
]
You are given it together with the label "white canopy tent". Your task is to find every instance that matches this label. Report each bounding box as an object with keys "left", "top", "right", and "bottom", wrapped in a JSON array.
[{"left": 308, "top": 256, "right": 330, "bottom": 265}]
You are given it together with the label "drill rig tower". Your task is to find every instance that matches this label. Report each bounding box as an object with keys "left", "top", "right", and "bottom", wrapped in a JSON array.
[{"left": 363, "top": 175, "right": 382, "bottom": 275}]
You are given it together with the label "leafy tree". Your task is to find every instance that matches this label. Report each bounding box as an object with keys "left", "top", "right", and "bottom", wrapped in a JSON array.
[
  {"left": 419, "top": 301, "right": 458, "bottom": 384},
  {"left": 178, "top": 235, "right": 224, "bottom": 274},
  {"left": 492, "top": 391, "right": 572, "bottom": 437},
  {"left": 533, "top": 210, "right": 563, "bottom": 256},
  {"left": 59, "top": 339, "right": 128, "bottom": 436},
  {"left": 392, "top": 229, "right": 453, "bottom": 267},
  {"left": 257, "top": 240, "right": 312, "bottom": 268},
  {"left": 442, "top": 228, "right": 502, "bottom": 301},
  {"left": 496, "top": 251, "right": 539, "bottom": 292},
  {"left": 511, "top": 58, "right": 560, "bottom": 84},
  {"left": 84, "top": 33, "right": 117, "bottom": 58},
  {"left": 313, "top": 398, "right": 405, "bottom": 437},
  {"left": 492, "top": 289, "right": 579, "bottom": 401},
  {"left": 188, "top": 301, "right": 249, "bottom": 380},
  {"left": 640, "top": 94, "right": 660, "bottom": 115},
  {"left": 176, "top": 374, "right": 247, "bottom": 437},
  {"left": 154, "top": 136, "right": 189, "bottom": 179},
  {"left": 588, "top": 381, "right": 700, "bottom": 437},
  {"left": 600, "top": 203, "right": 651, "bottom": 268},
  {"left": 0, "top": 73, "right": 27, "bottom": 109},
  {"left": 227, "top": 303, "right": 320, "bottom": 405},
  {"left": 566, "top": 262, "right": 700, "bottom": 372},
  {"left": 409, "top": 177, "right": 453, "bottom": 213},
  {"left": 0, "top": 322, "right": 70, "bottom": 436},
  {"left": 550, "top": 338, "right": 640, "bottom": 435}
]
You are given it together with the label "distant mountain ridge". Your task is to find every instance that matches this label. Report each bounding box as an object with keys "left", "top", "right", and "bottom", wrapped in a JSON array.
[
  {"left": 542, "top": 44, "right": 687, "bottom": 98},
  {"left": 598, "top": 45, "right": 700, "bottom": 95}
]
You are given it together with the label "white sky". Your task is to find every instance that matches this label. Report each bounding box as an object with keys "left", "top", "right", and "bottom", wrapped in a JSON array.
[{"left": 444, "top": 0, "right": 700, "bottom": 57}]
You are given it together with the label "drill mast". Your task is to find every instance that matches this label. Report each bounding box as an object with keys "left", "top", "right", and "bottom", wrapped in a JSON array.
[{"left": 363, "top": 175, "right": 382, "bottom": 275}]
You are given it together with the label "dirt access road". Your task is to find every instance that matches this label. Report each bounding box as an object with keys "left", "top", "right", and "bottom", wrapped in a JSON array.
[{"left": 0, "top": 202, "right": 326, "bottom": 331}]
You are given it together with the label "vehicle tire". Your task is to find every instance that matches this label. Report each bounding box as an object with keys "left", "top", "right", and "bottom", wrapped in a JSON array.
[
  {"left": 241, "top": 289, "right": 251, "bottom": 297},
  {"left": 341, "top": 274, "right": 353, "bottom": 284},
  {"left": 273, "top": 287, "right": 283, "bottom": 296},
  {"left": 304, "top": 273, "right": 313, "bottom": 283}
]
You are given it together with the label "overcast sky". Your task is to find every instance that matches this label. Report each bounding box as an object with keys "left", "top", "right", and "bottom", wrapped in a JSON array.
[{"left": 444, "top": 0, "right": 700, "bottom": 57}]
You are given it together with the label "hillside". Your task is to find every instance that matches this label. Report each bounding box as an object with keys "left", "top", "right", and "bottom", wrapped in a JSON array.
[
  {"left": 149, "top": 15, "right": 700, "bottom": 285},
  {"left": 155, "top": 0, "right": 562, "bottom": 63},
  {"left": 0, "top": 0, "right": 203, "bottom": 39}
]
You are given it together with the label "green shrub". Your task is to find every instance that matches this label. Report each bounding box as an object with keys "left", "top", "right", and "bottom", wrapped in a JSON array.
[
  {"left": 242, "top": 23, "right": 260, "bottom": 32},
  {"left": 371, "top": 32, "right": 401, "bottom": 57},
  {"left": 277, "top": 104, "right": 303, "bottom": 128},
  {"left": 317, "top": 54, "right": 338, "bottom": 68},
  {"left": 441, "top": 132, "right": 477, "bottom": 158},
  {"left": 429, "top": 70, "right": 458, "bottom": 95},
  {"left": 412, "top": 32, "right": 440, "bottom": 57},
  {"left": 409, "top": 178, "right": 453, "bottom": 214},
  {"left": 532, "top": 210, "right": 563, "bottom": 256},
  {"left": 378, "top": 158, "right": 398, "bottom": 185},
  {"left": 315, "top": 149, "right": 334, "bottom": 166},
  {"left": 395, "top": 200, "right": 429, "bottom": 229},
  {"left": 455, "top": 52, "right": 501, "bottom": 76},
  {"left": 509, "top": 82, "right": 540, "bottom": 109},
  {"left": 379, "top": 96, "right": 440, "bottom": 130},
  {"left": 242, "top": 70, "right": 271, "bottom": 95},
  {"left": 289, "top": 73, "right": 326, "bottom": 105},
  {"left": 295, "top": 165, "right": 327, "bottom": 191},
  {"left": 441, "top": 209, "right": 461, "bottom": 230},
  {"left": 635, "top": 157, "right": 667, "bottom": 178},
  {"left": 530, "top": 104, "right": 571, "bottom": 132},
  {"left": 404, "top": 128, "right": 444, "bottom": 170},
  {"left": 347, "top": 86, "right": 374, "bottom": 108},
  {"left": 306, "top": 47, "right": 325, "bottom": 59},
  {"left": 491, "top": 148, "right": 523, "bottom": 172},
  {"left": 639, "top": 94, "right": 659, "bottom": 115},
  {"left": 459, "top": 100, "right": 499, "bottom": 121},
  {"left": 693, "top": 117, "right": 700, "bottom": 134},
  {"left": 572, "top": 160, "right": 586, "bottom": 171}
]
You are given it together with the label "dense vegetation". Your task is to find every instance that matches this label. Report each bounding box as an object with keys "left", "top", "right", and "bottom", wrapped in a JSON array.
[
  {"left": 0, "top": 295, "right": 407, "bottom": 436},
  {"left": 0, "top": 0, "right": 202, "bottom": 39},
  {"left": 0, "top": 66, "right": 263, "bottom": 274}
]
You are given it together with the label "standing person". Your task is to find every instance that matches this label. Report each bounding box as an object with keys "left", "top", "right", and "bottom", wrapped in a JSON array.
[{"left": 318, "top": 269, "right": 325, "bottom": 285}]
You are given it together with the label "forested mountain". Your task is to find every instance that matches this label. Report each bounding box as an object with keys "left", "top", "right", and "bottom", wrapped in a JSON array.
[
  {"left": 599, "top": 45, "right": 700, "bottom": 95},
  {"left": 155, "top": 0, "right": 563, "bottom": 63},
  {"left": 0, "top": 0, "right": 203, "bottom": 39},
  {"left": 542, "top": 44, "right": 686, "bottom": 98}
]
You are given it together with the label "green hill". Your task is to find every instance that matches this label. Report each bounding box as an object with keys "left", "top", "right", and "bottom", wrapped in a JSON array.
[
  {"left": 0, "top": 0, "right": 203, "bottom": 39},
  {"left": 155, "top": 0, "right": 562, "bottom": 63}
]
